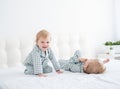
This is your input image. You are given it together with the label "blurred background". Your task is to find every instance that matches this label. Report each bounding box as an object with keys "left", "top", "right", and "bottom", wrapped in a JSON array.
[{"left": 0, "top": 0, "right": 120, "bottom": 57}]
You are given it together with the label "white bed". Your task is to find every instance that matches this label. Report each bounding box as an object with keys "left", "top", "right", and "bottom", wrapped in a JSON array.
[
  {"left": 0, "top": 33, "right": 120, "bottom": 89},
  {"left": 0, "top": 60, "right": 120, "bottom": 89}
]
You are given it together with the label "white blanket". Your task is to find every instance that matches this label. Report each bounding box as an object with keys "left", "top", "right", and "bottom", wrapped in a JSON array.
[{"left": 0, "top": 60, "right": 120, "bottom": 89}]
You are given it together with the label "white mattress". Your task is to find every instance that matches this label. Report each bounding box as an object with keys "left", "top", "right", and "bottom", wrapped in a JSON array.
[{"left": 0, "top": 60, "right": 120, "bottom": 89}]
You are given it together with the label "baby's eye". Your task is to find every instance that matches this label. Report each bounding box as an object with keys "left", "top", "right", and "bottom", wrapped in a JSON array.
[
  {"left": 47, "top": 41, "right": 50, "bottom": 44},
  {"left": 41, "top": 41, "right": 44, "bottom": 43}
]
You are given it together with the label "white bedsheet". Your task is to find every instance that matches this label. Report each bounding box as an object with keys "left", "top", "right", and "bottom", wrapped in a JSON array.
[{"left": 0, "top": 60, "right": 120, "bottom": 89}]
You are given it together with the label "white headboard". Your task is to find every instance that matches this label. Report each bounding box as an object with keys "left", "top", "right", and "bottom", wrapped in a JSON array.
[{"left": 0, "top": 32, "right": 85, "bottom": 68}]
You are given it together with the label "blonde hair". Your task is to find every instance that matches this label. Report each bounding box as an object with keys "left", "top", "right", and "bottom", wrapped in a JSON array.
[
  {"left": 36, "top": 29, "right": 51, "bottom": 43},
  {"left": 84, "top": 59, "right": 105, "bottom": 74}
]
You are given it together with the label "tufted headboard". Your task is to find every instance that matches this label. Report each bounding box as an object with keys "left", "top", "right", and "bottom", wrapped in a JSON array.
[{"left": 0, "top": 32, "right": 85, "bottom": 68}]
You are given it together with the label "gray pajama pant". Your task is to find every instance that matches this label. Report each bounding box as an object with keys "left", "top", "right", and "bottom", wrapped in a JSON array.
[
  {"left": 59, "top": 50, "right": 84, "bottom": 73},
  {"left": 24, "top": 65, "right": 52, "bottom": 75}
]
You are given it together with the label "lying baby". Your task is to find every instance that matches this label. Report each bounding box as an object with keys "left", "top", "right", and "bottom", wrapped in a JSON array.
[{"left": 59, "top": 50, "right": 109, "bottom": 74}]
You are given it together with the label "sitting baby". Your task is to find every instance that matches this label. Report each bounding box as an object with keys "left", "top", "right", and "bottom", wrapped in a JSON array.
[{"left": 59, "top": 50, "right": 109, "bottom": 74}]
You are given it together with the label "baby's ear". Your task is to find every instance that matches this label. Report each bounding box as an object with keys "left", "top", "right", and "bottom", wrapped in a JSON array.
[{"left": 84, "top": 63, "right": 89, "bottom": 70}]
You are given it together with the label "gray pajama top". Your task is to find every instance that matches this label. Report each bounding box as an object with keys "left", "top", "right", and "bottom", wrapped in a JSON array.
[{"left": 23, "top": 45, "right": 60, "bottom": 75}]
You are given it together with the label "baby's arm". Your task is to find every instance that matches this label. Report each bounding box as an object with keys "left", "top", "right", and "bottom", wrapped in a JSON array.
[
  {"left": 49, "top": 48, "right": 63, "bottom": 74},
  {"left": 32, "top": 51, "right": 48, "bottom": 77},
  {"left": 49, "top": 49, "right": 60, "bottom": 69}
]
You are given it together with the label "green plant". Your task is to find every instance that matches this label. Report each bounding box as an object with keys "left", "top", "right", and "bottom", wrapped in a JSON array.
[{"left": 104, "top": 40, "right": 120, "bottom": 46}]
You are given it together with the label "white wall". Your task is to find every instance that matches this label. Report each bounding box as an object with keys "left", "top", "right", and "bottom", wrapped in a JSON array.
[
  {"left": 114, "top": 0, "right": 120, "bottom": 40},
  {"left": 0, "top": 0, "right": 117, "bottom": 58}
]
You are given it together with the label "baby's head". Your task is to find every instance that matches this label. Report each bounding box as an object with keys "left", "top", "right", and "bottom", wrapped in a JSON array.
[
  {"left": 36, "top": 29, "right": 51, "bottom": 51},
  {"left": 83, "top": 59, "right": 105, "bottom": 74}
]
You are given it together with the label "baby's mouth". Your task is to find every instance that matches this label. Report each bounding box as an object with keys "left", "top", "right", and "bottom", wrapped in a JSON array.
[{"left": 42, "top": 47, "right": 47, "bottom": 49}]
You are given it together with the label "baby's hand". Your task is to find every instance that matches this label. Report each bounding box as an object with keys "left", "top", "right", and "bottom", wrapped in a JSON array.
[
  {"left": 38, "top": 73, "right": 47, "bottom": 77},
  {"left": 79, "top": 58, "right": 87, "bottom": 62},
  {"left": 103, "top": 59, "right": 110, "bottom": 64},
  {"left": 56, "top": 70, "right": 63, "bottom": 74}
]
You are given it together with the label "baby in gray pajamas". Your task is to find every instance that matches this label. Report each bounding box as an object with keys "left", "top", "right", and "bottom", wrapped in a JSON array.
[
  {"left": 23, "top": 30, "right": 63, "bottom": 77},
  {"left": 59, "top": 50, "right": 109, "bottom": 74}
]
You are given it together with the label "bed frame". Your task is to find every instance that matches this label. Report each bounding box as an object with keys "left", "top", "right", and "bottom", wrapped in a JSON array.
[{"left": 0, "top": 32, "right": 85, "bottom": 68}]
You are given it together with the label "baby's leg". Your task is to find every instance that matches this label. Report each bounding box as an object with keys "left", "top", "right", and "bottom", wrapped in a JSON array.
[
  {"left": 43, "top": 65, "right": 52, "bottom": 73},
  {"left": 59, "top": 60, "right": 70, "bottom": 71},
  {"left": 69, "top": 50, "right": 81, "bottom": 63},
  {"left": 73, "top": 50, "right": 81, "bottom": 58}
]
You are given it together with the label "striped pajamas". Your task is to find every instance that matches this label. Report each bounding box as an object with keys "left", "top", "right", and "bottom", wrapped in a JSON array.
[
  {"left": 59, "top": 50, "right": 84, "bottom": 73},
  {"left": 23, "top": 45, "right": 60, "bottom": 75}
]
